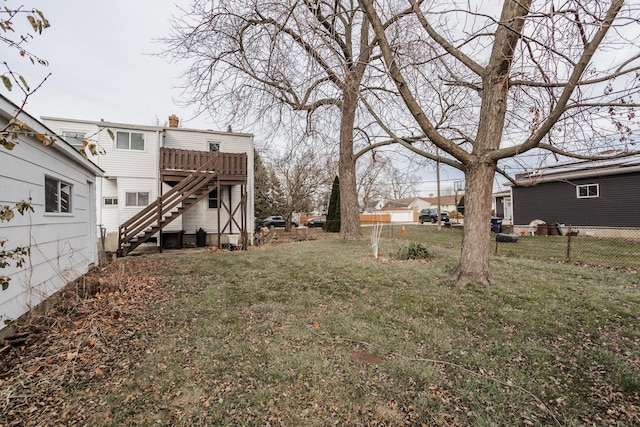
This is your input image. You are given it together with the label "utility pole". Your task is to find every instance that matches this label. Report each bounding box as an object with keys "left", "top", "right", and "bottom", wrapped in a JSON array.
[
  {"left": 454, "top": 180, "right": 464, "bottom": 224},
  {"left": 436, "top": 148, "right": 441, "bottom": 230}
]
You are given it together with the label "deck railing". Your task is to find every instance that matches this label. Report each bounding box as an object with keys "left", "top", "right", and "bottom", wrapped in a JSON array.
[{"left": 160, "top": 147, "right": 247, "bottom": 176}]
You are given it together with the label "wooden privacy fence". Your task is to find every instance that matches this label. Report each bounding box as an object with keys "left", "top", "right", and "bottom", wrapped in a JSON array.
[
  {"left": 296, "top": 214, "right": 392, "bottom": 226},
  {"left": 360, "top": 213, "right": 392, "bottom": 224}
]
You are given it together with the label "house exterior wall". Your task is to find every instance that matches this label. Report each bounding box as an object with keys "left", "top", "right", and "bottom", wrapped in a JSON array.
[
  {"left": 42, "top": 117, "right": 255, "bottom": 247},
  {"left": 512, "top": 172, "right": 640, "bottom": 226},
  {"left": 1, "top": 113, "right": 100, "bottom": 330}
]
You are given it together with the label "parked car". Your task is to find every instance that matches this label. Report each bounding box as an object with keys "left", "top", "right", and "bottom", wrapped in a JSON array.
[
  {"left": 262, "top": 215, "right": 298, "bottom": 229},
  {"left": 304, "top": 217, "right": 326, "bottom": 228},
  {"left": 419, "top": 208, "right": 450, "bottom": 224}
]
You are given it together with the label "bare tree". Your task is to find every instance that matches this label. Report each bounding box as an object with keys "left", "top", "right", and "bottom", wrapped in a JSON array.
[
  {"left": 163, "top": 0, "right": 416, "bottom": 238},
  {"left": 361, "top": 0, "right": 640, "bottom": 286},
  {"left": 267, "top": 146, "right": 329, "bottom": 231},
  {"left": 357, "top": 153, "right": 388, "bottom": 209}
]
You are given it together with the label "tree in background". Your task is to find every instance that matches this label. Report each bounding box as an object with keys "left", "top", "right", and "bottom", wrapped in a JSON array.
[
  {"left": 361, "top": 0, "right": 640, "bottom": 285},
  {"left": 357, "top": 154, "right": 420, "bottom": 209},
  {"left": 267, "top": 146, "right": 329, "bottom": 231},
  {"left": 326, "top": 176, "right": 341, "bottom": 232},
  {"left": 163, "top": 1, "right": 423, "bottom": 240},
  {"left": 253, "top": 149, "right": 272, "bottom": 231}
]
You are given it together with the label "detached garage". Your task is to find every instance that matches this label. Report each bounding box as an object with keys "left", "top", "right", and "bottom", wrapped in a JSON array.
[{"left": 0, "top": 95, "right": 103, "bottom": 330}]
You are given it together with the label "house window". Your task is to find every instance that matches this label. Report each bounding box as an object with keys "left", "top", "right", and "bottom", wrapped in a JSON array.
[
  {"left": 63, "top": 132, "right": 85, "bottom": 149},
  {"left": 208, "top": 142, "right": 220, "bottom": 152},
  {"left": 208, "top": 188, "right": 218, "bottom": 208},
  {"left": 125, "top": 192, "right": 149, "bottom": 206},
  {"left": 577, "top": 184, "right": 599, "bottom": 199},
  {"left": 45, "top": 176, "right": 72, "bottom": 213},
  {"left": 103, "top": 197, "right": 118, "bottom": 206},
  {"left": 116, "top": 131, "right": 145, "bottom": 151}
]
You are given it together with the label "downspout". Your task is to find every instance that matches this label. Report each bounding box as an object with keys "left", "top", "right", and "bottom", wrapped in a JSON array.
[{"left": 157, "top": 129, "right": 164, "bottom": 252}]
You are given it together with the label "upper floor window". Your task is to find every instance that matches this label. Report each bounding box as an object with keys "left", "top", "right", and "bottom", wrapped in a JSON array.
[
  {"left": 45, "top": 176, "right": 72, "bottom": 213},
  {"left": 63, "top": 132, "right": 85, "bottom": 150},
  {"left": 208, "top": 142, "right": 220, "bottom": 152},
  {"left": 125, "top": 192, "right": 149, "bottom": 207},
  {"left": 577, "top": 184, "right": 599, "bottom": 199},
  {"left": 116, "top": 131, "right": 145, "bottom": 151}
]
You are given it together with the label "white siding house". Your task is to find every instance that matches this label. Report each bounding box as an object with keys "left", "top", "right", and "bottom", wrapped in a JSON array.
[
  {"left": 41, "top": 115, "right": 254, "bottom": 252},
  {"left": 0, "top": 95, "right": 103, "bottom": 330}
]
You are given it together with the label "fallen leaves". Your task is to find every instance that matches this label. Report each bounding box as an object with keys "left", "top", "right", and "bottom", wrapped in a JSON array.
[{"left": 0, "top": 257, "right": 170, "bottom": 426}]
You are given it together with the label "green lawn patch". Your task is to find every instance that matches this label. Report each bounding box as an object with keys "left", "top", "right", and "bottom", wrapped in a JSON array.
[{"left": 2, "top": 227, "right": 639, "bottom": 426}]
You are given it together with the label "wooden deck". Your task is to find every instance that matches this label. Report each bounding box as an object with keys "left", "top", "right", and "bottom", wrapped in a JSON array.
[{"left": 160, "top": 147, "right": 247, "bottom": 183}]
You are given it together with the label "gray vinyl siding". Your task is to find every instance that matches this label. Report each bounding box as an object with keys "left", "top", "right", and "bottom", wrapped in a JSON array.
[
  {"left": 513, "top": 172, "right": 640, "bottom": 226},
  {"left": 1, "top": 114, "right": 100, "bottom": 329}
]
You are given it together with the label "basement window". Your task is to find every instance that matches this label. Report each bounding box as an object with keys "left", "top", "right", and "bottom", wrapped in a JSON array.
[
  {"left": 577, "top": 184, "right": 599, "bottom": 199},
  {"left": 208, "top": 188, "right": 218, "bottom": 209}
]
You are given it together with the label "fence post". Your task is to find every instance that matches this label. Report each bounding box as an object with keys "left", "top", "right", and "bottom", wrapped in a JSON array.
[{"left": 566, "top": 225, "right": 572, "bottom": 261}]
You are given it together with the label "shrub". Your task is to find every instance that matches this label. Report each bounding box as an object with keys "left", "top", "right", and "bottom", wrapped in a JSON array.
[{"left": 394, "top": 242, "right": 432, "bottom": 260}]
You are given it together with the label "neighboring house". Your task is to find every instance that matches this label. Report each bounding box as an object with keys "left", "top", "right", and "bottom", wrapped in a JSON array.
[
  {"left": 492, "top": 190, "right": 513, "bottom": 224},
  {"left": 418, "top": 195, "right": 461, "bottom": 214},
  {"left": 383, "top": 197, "right": 429, "bottom": 212},
  {"left": 42, "top": 115, "right": 254, "bottom": 254},
  {"left": 378, "top": 195, "right": 461, "bottom": 222},
  {"left": 378, "top": 197, "right": 427, "bottom": 222},
  {"left": 1, "top": 95, "right": 103, "bottom": 330},
  {"left": 509, "top": 157, "right": 640, "bottom": 227},
  {"left": 377, "top": 206, "right": 415, "bottom": 223}
]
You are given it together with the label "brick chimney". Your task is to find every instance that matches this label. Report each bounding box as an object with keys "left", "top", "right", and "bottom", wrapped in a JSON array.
[{"left": 168, "top": 114, "right": 179, "bottom": 128}]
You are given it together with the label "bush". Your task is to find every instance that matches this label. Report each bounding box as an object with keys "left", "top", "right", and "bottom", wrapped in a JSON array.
[{"left": 394, "top": 242, "right": 432, "bottom": 260}]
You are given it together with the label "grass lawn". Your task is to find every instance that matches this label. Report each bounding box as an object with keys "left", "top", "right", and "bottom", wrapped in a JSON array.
[{"left": 2, "top": 225, "right": 639, "bottom": 426}]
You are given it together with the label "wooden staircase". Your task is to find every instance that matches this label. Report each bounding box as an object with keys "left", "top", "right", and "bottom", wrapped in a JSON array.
[{"left": 117, "top": 160, "right": 218, "bottom": 256}]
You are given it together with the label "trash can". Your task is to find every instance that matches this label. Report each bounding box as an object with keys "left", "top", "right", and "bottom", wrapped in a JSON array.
[
  {"left": 196, "top": 228, "right": 207, "bottom": 247},
  {"left": 228, "top": 234, "right": 239, "bottom": 250},
  {"left": 536, "top": 224, "right": 548, "bottom": 236},
  {"left": 490, "top": 217, "right": 503, "bottom": 233}
]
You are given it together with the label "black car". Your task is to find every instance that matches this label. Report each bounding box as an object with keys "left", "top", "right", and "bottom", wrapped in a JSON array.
[
  {"left": 419, "top": 208, "right": 450, "bottom": 224},
  {"left": 303, "top": 217, "right": 326, "bottom": 228},
  {"left": 262, "top": 215, "right": 298, "bottom": 229}
]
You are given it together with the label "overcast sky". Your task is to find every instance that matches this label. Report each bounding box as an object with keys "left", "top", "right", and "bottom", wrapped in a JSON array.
[
  {"left": 2, "top": 0, "right": 212, "bottom": 129},
  {"left": 0, "top": 0, "right": 467, "bottom": 195}
]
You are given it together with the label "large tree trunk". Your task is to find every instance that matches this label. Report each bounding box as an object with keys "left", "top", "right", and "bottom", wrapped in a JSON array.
[
  {"left": 339, "top": 81, "right": 362, "bottom": 239},
  {"left": 452, "top": 0, "right": 530, "bottom": 285},
  {"left": 454, "top": 161, "right": 496, "bottom": 286}
]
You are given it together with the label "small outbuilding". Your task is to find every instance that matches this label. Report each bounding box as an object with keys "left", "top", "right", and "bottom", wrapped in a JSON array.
[{"left": 0, "top": 95, "right": 103, "bottom": 330}]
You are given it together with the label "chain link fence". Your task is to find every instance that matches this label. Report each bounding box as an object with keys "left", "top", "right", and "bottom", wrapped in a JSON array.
[{"left": 495, "top": 225, "right": 640, "bottom": 270}]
